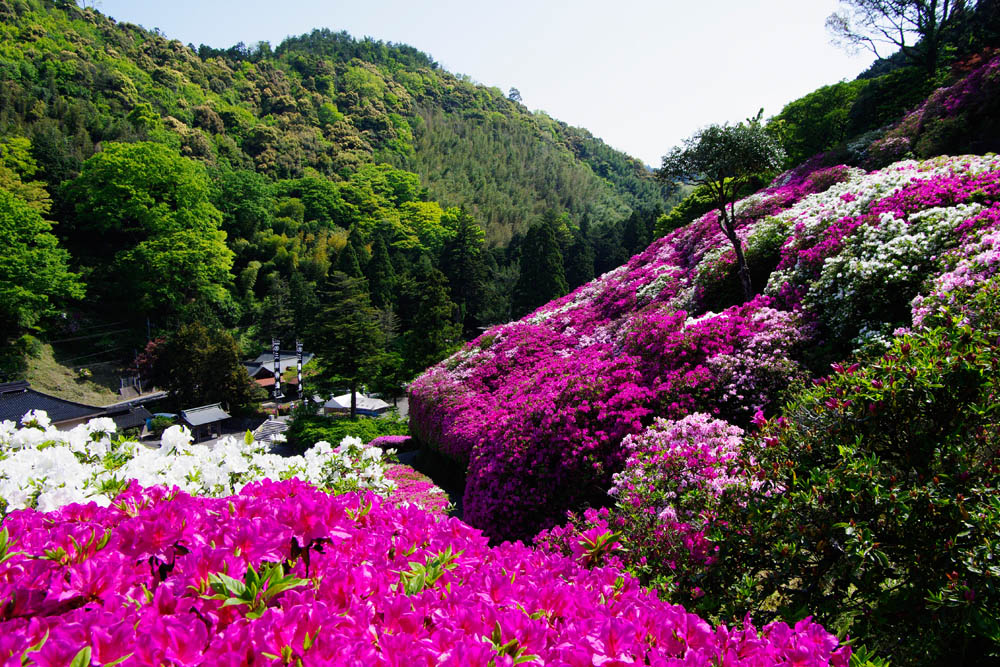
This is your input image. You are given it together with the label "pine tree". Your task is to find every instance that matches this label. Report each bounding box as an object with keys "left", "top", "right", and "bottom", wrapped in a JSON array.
[
  {"left": 336, "top": 236, "right": 363, "bottom": 278},
  {"left": 477, "top": 250, "right": 518, "bottom": 326},
  {"left": 366, "top": 234, "right": 396, "bottom": 309},
  {"left": 512, "top": 218, "right": 568, "bottom": 317},
  {"left": 621, "top": 209, "right": 651, "bottom": 257},
  {"left": 659, "top": 119, "right": 784, "bottom": 301},
  {"left": 440, "top": 207, "right": 486, "bottom": 337},
  {"left": 593, "top": 223, "right": 627, "bottom": 276},
  {"left": 308, "top": 271, "right": 384, "bottom": 419},
  {"left": 565, "top": 219, "right": 596, "bottom": 289},
  {"left": 398, "top": 260, "right": 461, "bottom": 375}
]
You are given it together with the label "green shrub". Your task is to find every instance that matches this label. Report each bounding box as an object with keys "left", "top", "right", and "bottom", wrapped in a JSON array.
[
  {"left": 149, "top": 416, "right": 175, "bottom": 436},
  {"left": 847, "top": 67, "right": 937, "bottom": 139},
  {"left": 693, "top": 215, "right": 788, "bottom": 313},
  {"left": 284, "top": 412, "right": 409, "bottom": 453},
  {"left": 707, "top": 304, "right": 1000, "bottom": 664}
]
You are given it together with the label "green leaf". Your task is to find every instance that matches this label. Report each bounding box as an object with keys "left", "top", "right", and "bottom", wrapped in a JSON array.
[
  {"left": 68, "top": 647, "right": 92, "bottom": 667},
  {"left": 103, "top": 653, "right": 134, "bottom": 667},
  {"left": 0, "top": 527, "right": 23, "bottom": 564},
  {"left": 849, "top": 644, "right": 891, "bottom": 667},
  {"left": 20, "top": 630, "right": 48, "bottom": 666},
  {"left": 208, "top": 571, "right": 248, "bottom": 598}
]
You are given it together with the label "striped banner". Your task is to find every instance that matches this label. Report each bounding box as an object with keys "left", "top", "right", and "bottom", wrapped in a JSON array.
[{"left": 296, "top": 339, "right": 304, "bottom": 399}]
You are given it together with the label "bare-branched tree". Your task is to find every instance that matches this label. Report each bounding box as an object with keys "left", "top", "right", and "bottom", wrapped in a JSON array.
[{"left": 826, "top": 0, "right": 975, "bottom": 74}]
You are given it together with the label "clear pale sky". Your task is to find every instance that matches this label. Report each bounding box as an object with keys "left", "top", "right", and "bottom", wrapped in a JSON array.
[{"left": 91, "top": 0, "right": 875, "bottom": 166}]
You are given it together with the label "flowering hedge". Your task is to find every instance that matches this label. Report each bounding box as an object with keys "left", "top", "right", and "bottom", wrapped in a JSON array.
[
  {"left": 411, "top": 154, "right": 1000, "bottom": 541},
  {"left": 767, "top": 154, "right": 1000, "bottom": 348},
  {"left": 0, "top": 415, "right": 396, "bottom": 514},
  {"left": 0, "top": 480, "right": 850, "bottom": 666},
  {"left": 384, "top": 464, "right": 451, "bottom": 514}
]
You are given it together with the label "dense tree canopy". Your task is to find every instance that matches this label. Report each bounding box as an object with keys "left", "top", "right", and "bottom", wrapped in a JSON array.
[
  {"left": 150, "top": 322, "right": 262, "bottom": 415},
  {"left": 66, "top": 142, "right": 233, "bottom": 321},
  {"left": 0, "top": 0, "right": 684, "bottom": 387},
  {"left": 0, "top": 188, "right": 84, "bottom": 344},
  {"left": 67, "top": 142, "right": 223, "bottom": 241}
]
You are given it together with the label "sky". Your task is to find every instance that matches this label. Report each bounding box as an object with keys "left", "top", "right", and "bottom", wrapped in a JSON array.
[{"left": 90, "top": 0, "right": 875, "bottom": 167}]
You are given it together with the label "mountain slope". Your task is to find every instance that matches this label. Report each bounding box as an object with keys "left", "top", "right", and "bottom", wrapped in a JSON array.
[
  {"left": 0, "top": 0, "right": 677, "bottom": 380},
  {"left": 0, "top": 2, "right": 673, "bottom": 243}
]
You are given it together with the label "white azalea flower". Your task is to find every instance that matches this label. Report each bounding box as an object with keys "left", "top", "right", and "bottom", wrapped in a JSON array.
[
  {"left": 85, "top": 417, "right": 117, "bottom": 439},
  {"left": 160, "top": 425, "right": 193, "bottom": 454},
  {"left": 20, "top": 410, "right": 51, "bottom": 430},
  {"left": 0, "top": 417, "right": 396, "bottom": 513}
]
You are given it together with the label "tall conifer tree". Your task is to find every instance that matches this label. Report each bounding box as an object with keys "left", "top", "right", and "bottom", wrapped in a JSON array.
[
  {"left": 398, "top": 259, "right": 461, "bottom": 375},
  {"left": 441, "top": 208, "right": 486, "bottom": 336},
  {"left": 336, "top": 238, "right": 363, "bottom": 279},
  {"left": 512, "top": 217, "right": 568, "bottom": 317},
  {"left": 565, "top": 215, "right": 596, "bottom": 289},
  {"left": 309, "top": 271, "right": 383, "bottom": 419},
  {"left": 366, "top": 234, "right": 395, "bottom": 309}
]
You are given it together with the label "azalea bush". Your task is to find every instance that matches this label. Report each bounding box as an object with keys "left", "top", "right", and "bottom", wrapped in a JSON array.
[
  {"left": 605, "top": 415, "right": 749, "bottom": 585},
  {"left": 706, "top": 309, "right": 1000, "bottom": 664},
  {"left": 411, "top": 153, "right": 1000, "bottom": 542},
  {"left": 912, "top": 223, "right": 1000, "bottom": 328},
  {"left": 0, "top": 414, "right": 396, "bottom": 514},
  {"left": 767, "top": 155, "right": 1000, "bottom": 347},
  {"left": 0, "top": 479, "right": 851, "bottom": 666},
  {"left": 536, "top": 414, "right": 755, "bottom": 602},
  {"left": 368, "top": 434, "right": 414, "bottom": 450},
  {"left": 875, "top": 54, "right": 1000, "bottom": 159},
  {"left": 383, "top": 464, "right": 451, "bottom": 514}
]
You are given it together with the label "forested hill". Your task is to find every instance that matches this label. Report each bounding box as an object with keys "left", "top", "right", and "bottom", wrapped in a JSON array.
[
  {"left": 0, "top": 0, "right": 676, "bottom": 386},
  {"left": 0, "top": 1, "right": 673, "bottom": 246}
]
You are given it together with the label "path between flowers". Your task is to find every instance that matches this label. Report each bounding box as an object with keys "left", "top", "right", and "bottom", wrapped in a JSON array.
[{"left": 391, "top": 444, "right": 467, "bottom": 518}]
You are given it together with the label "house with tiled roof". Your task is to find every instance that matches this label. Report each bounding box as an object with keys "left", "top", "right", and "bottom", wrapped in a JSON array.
[
  {"left": 0, "top": 382, "right": 158, "bottom": 435},
  {"left": 102, "top": 405, "right": 154, "bottom": 433},
  {"left": 0, "top": 380, "right": 105, "bottom": 428},
  {"left": 180, "top": 403, "right": 232, "bottom": 442}
]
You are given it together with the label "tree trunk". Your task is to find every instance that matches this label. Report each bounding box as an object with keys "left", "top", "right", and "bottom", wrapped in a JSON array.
[
  {"left": 719, "top": 205, "right": 754, "bottom": 302},
  {"left": 350, "top": 381, "right": 357, "bottom": 420}
]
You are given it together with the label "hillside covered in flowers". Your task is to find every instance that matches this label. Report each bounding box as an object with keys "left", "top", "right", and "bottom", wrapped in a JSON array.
[
  {"left": 409, "top": 64, "right": 1000, "bottom": 659},
  {"left": 411, "top": 151, "right": 1000, "bottom": 537}
]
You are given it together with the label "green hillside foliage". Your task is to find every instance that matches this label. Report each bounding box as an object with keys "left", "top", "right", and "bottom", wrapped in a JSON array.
[
  {"left": 0, "top": 0, "right": 671, "bottom": 235},
  {"left": 396, "top": 106, "right": 629, "bottom": 246},
  {"left": 0, "top": 0, "right": 675, "bottom": 386},
  {"left": 771, "top": 0, "right": 1000, "bottom": 170},
  {"left": 711, "top": 288, "right": 1000, "bottom": 663}
]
